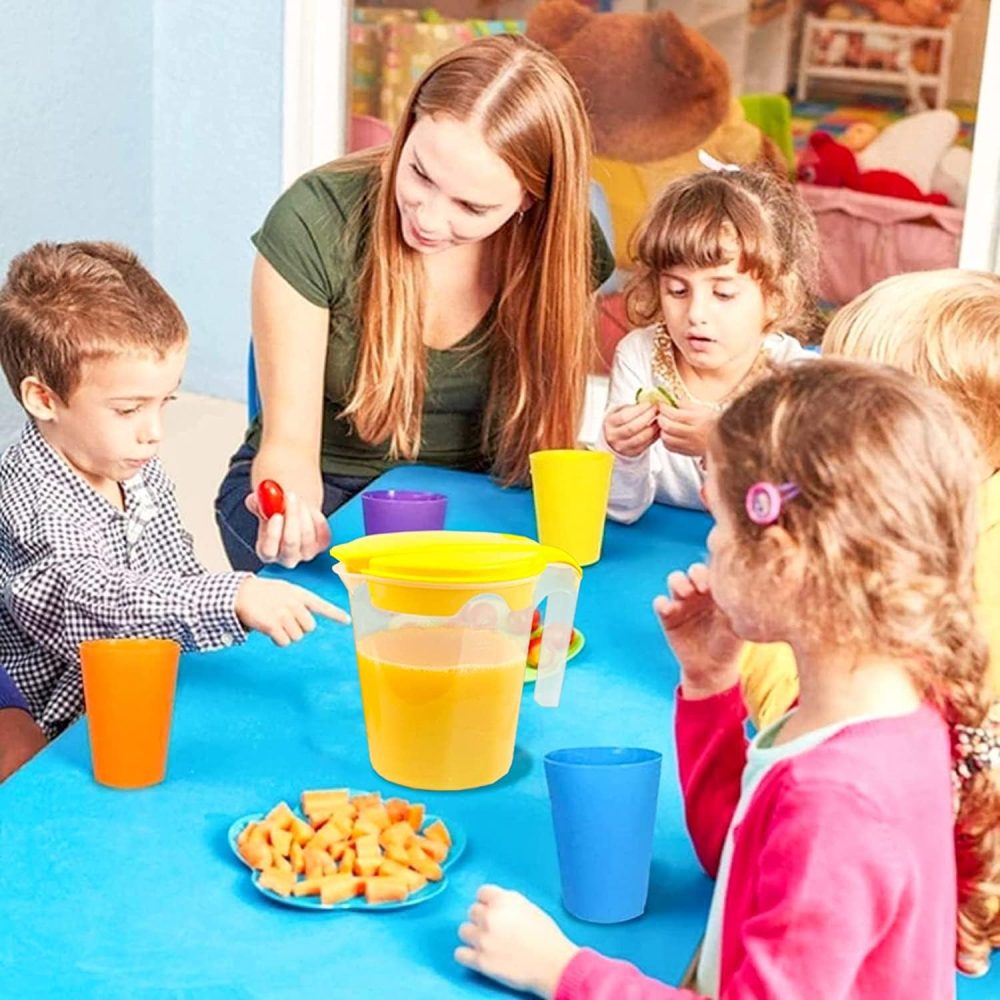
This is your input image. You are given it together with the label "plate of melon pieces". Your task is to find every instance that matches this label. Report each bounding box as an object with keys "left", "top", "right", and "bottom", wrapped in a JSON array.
[{"left": 229, "top": 788, "right": 465, "bottom": 911}]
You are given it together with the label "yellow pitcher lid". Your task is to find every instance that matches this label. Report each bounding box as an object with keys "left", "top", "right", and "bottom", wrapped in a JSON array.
[{"left": 329, "top": 531, "right": 581, "bottom": 584}]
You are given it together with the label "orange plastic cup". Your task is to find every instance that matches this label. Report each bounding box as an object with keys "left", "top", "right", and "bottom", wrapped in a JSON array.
[{"left": 80, "top": 638, "right": 181, "bottom": 789}]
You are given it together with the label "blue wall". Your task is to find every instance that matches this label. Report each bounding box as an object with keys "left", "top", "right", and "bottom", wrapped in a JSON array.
[
  {"left": 0, "top": 2, "right": 154, "bottom": 262},
  {"left": 152, "top": 0, "right": 283, "bottom": 400},
  {"left": 0, "top": 0, "right": 283, "bottom": 402}
]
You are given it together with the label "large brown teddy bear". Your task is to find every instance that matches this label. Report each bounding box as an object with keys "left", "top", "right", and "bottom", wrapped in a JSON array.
[{"left": 527, "top": 0, "right": 781, "bottom": 272}]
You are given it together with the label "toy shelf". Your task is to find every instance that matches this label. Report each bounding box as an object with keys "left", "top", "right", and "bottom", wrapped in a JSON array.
[{"left": 796, "top": 14, "right": 952, "bottom": 110}]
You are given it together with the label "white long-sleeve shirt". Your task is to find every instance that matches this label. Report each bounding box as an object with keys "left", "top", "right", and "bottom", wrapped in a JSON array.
[{"left": 596, "top": 326, "right": 811, "bottom": 523}]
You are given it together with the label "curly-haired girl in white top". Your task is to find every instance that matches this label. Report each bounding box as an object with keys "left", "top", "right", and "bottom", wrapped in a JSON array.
[{"left": 597, "top": 165, "right": 819, "bottom": 522}]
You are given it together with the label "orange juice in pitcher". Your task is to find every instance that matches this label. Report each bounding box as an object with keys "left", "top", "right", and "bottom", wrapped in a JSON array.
[
  {"left": 331, "top": 531, "right": 582, "bottom": 791},
  {"left": 357, "top": 626, "right": 526, "bottom": 790}
]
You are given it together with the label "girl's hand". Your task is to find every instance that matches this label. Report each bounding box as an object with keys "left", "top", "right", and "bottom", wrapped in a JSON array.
[
  {"left": 603, "top": 403, "right": 659, "bottom": 458},
  {"left": 653, "top": 562, "right": 742, "bottom": 698},
  {"left": 657, "top": 402, "right": 717, "bottom": 458},
  {"left": 235, "top": 577, "right": 349, "bottom": 646},
  {"left": 248, "top": 449, "right": 332, "bottom": 569},
  {"left": 455, "top": 885, "right": 579, "bottom": 999}
]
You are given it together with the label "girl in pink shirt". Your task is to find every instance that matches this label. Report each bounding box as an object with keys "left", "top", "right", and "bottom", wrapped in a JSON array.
[{"left": 455, "top": 360, "right": 1000, "bottom": 998}]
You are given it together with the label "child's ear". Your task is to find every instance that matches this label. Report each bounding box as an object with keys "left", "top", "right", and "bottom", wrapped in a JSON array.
[
  {"left": 759, "top": 524, "right": 806, "bottom": 585},
  {"left": 20, "top": 376, "right": 59, "bottom": 422}
]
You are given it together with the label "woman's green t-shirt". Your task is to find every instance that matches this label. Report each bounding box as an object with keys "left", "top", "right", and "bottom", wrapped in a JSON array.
[{"left": 248, "top": 165, "right": 615, "bottom": 480}]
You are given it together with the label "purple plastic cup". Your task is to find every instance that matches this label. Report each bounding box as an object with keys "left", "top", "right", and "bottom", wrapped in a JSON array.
[{"left": 361, "top": 489, "right": 448, "bottom": 535}]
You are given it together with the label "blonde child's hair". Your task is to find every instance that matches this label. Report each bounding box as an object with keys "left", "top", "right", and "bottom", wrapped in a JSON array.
[
  {"left": 0, "top": 241, "right": 187, "bottom": 404},
  {"left": 823, "top": 269, "right": 1000, "bottom": 469},
  {"left": 715, "top": 358, "right": 999, "bottom": 971},
  {"left": 625, "top": 167, "right": 819, "bottom": 340},
  {"left": 326, "top": 34, "right": 596, "bottom": 486}
]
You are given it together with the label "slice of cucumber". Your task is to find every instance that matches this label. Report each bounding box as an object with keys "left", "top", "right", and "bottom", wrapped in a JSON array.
[{"left": 635, "top": 385, "right": 678, "bottom": 408}]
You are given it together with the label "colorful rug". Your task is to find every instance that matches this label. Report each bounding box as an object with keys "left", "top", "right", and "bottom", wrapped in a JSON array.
[{"left": 791, "top": 96, "right": 976, "bottom": 155}]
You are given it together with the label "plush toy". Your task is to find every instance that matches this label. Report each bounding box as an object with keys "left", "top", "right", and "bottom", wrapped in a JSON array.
[
  {"left": 798, "top": 132, "right": 949, "bottom": 203},
  {"left": 856, "top": 109, "right": 972, "bottom": 206},
  {"left": 526, "top": 0, "right": 781, "bottom": 269}
]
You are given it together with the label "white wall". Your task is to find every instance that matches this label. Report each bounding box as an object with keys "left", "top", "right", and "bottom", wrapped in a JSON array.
[
  {"left": 152, "top": 0, "right": 284, "bottom": 401},
  {"left": 0, "top": 1, "right": 154, "bottom": 265},
  {"left": 0, "top": 0, "right": 286, "bottom": 405}
]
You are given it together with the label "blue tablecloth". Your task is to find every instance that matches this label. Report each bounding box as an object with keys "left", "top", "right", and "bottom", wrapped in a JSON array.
[{"left": 0, "top": 465, "right": 995, "bottom": 997}]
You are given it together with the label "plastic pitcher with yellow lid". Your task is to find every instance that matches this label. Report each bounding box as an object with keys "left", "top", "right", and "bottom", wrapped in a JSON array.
[{"left": 330, "top": 531, "right": 581, "bottom": 791}]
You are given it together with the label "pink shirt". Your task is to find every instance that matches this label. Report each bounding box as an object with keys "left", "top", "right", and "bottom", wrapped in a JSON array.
[{"left": 555, "top": 686, "right": 957, "bottom": 999}]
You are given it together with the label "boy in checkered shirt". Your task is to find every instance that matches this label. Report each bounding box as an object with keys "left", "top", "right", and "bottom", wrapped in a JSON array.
[{"left": 0, "top": 241, "right": 349, "bottom": 739}]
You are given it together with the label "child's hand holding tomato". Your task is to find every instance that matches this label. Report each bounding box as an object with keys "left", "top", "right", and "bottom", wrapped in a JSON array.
[{"left": 246, "top": 452, "right": 332, "bottom": 569}]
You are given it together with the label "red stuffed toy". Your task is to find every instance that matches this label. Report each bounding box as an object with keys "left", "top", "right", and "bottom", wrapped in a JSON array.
[{"left": 798, "top": 132, "right": 948, "bottom": 205}]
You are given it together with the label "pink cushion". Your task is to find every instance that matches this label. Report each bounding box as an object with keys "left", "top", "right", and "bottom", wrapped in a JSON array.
[{"left": 799, "top": 184, "right": 963, "bottom": 307}]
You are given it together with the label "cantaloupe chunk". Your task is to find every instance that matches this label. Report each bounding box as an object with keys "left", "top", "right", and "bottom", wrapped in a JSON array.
[
  {"left": 265, "top": 801, "right": 296, "bottom": 831},
  {"left": 239, "top": 839, "right": 272, "bottom": 870},
  {"left": 269, "top": 827, "right": 293, "bottom": 856},
  {"left": 304, "top": 847, "right": 334, "bottom": 880},
  {"left": 272, "top": 851, "right": 294, "bottom": 874},
  {"left": 407, "top": 845, "right": 442, "bottom": 881},
  {"left": 384, "top": 843, "right": 412, "bottom": 866},
  {"left": 289, "top": 816, "right": 314, "bottom": 847},
  {"left": 301, "top": 789, "right": 350, "bottom": 824},
  {"left": 290, "top": 840, "right": 305, "bottom": 875},
  {"left": 310, "top": 822, "right": 345, "bottom": 852},
  {"left": 259, "top": 868, "right": 296, "bottom": 897},
  {"left": 292, "top": 877, "right": 324, "bottom": 897},
  {"left": 385, "top": 798, "right": 410, "bottom": 824},
  {"left": 351, "top": 792, "right": 381, "bottom": 811},
  {"left": 406, "top": 803, "right": 425, "bottom": 831},
  {"left": 358, "top": 805, "right": 391, "bottom": 831},
  {"left": 364, "top": 876, "right": 409, "bottom": 904},
  {"left": 353, "top": 833, "right": 381, "bottom": 859},
  {"left": 423, "top": 819, "right": 452, "bottom": 848},
  {"left": 339, "top": 847, "right": 356, "bottom": 875},
  {"left": 378, "top": 859, "right": 427, "bottom": 894},
  {"left": 354, "top": 857, "right": 381, "bottom": 878},
  {"left": 351, "top": 818, "right": 381, "bottom": 839},
  {"left": 236, "top": 820, "right": 257, "bottom": 848},
  {"left": 414, "top": 834, "right": 447, "bottom": 862},
  {"left": 380, "top": 821, "right": 415, "bottom": 847},
  {"left": 320, "top": 875, "right": 362, "bottom": 905}
]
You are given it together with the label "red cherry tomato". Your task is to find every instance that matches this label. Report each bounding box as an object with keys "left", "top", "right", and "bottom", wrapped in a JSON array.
[{"left": 257, "top": 479, "right": 285, "bottom": 519}]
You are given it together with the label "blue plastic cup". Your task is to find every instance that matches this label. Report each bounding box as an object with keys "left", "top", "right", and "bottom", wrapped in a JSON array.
[{"left": 544, "top": 747, "right": 662, "bottom": 923}]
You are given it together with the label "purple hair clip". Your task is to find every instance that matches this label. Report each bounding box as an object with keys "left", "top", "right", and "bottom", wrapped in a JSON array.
[{"left": 745, "top": 481, "right": 799, "bottom": 526}]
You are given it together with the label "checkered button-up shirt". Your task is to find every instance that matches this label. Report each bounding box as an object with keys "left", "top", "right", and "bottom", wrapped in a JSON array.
[{"left": 0, "top": 421, "right": 249, "bottom": 738}]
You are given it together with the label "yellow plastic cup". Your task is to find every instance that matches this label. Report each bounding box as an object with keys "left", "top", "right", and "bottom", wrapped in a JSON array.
[
  {"left": 529, "top": 449, "right": 614, "bottom": 566},
  {"left": 80, "top": 638, "right": 180, "bottom": 789}
]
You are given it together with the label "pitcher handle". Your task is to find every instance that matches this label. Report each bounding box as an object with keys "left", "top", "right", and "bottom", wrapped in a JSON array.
[{"left": 532, "top": 563, "right": 581, "bottom": 708}]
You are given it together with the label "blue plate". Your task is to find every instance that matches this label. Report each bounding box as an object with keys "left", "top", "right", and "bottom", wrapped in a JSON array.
[{"left": 229, "top": 791, "right": 465, "bottom": 912}]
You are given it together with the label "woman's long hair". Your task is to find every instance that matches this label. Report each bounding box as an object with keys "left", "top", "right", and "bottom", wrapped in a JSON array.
[{"left": 337, "top": 35, "right": 595, "bottom": 485}]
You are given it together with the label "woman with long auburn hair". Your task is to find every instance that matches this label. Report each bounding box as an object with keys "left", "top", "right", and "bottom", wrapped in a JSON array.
[{"left": 215, "top": 34, "right": 613, "bottom": 571}]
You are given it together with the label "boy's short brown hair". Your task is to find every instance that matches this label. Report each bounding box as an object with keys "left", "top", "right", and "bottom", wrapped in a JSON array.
[
  {"left": 822, "top": 269, "right": 1000, "bottom": 468},
  {"left": 0, "top": 241, "right": 188, "bottom": 403}
]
